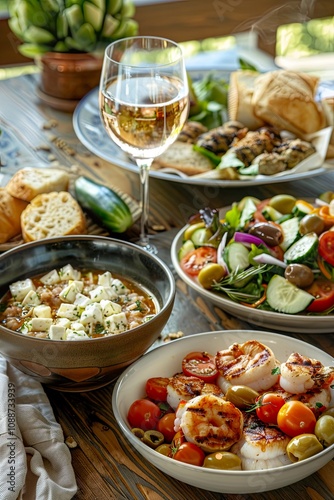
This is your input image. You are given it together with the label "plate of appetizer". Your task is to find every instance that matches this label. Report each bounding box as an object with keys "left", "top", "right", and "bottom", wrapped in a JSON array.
[
  {"left": 171, "top": 193, "right": 334, "bottom": 333},
  {"left": 73, "top": 69, "right": 333, "bottom": 187},
  {"left": 112, "top": 330, "right": 334, "bottom": 494}
]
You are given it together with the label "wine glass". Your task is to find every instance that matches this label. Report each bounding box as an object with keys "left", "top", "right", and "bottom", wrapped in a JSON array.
[{"left": 99, "top": 36, "right": 189, "bottom": 253}]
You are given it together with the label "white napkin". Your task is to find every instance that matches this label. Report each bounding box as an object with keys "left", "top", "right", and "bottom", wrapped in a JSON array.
[{"left": 0, "top": 357, "right": 77, "bottom": 500}]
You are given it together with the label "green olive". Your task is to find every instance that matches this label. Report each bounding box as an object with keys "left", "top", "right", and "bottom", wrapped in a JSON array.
[
  {"left": 131, "top": 428, "right": 145, "bottom": 439},
  {"left": 286, "top": 433, "right": 323, "bottom": 462},
  {"left": 284, "top": 264, "right": 314, "bottom": 288},
  {"left": 198, "top": 263, "right": 226, "bottom": 289},
  {"left": 155, "top": 443, "right": 172, "bottom": 457},
  {"left": 322, "top": 407, "right": 334, "bottom": 418},
  {"left": 143, "top": 430, "right": 165, "bottom": 449},
  {"left": 299, "top": 214, "right": 325, "bottom": 236},
  {"left": 315, "top": 415, "right": 334, "bottom": 447},
  {"left": 269, "top": 194, "right": 297, "bottom": 214},
  {"left": 203, "top": 451, "right": 242, "bottom": 470},
  {"left": 225, "top": 385, "right": 259, "bottom": 409},
  {"left": 319, "top": 191, "right": 334, "bottom": 204}
]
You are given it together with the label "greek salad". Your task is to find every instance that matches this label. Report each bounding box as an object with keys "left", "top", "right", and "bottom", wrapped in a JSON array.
[{"left": 177, "top": 192, "right": 334, "bottom": 315}]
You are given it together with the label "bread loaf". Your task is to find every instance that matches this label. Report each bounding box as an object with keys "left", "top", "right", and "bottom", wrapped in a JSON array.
[
  {"left": 153, "top": 142, "right": 213, "bottom": 176},
  {"left": 6, "top": 167, "right": 70, "bottom": 202},
  {"left": 228, "top": 70, "right": 266, "bottom": 129},
  {"left": 0, "top": 188, "right": 29, "bottom": 243},
  {"left": 252, "top": 70, "right": 326, "bottom": 136},
  {"left": 21, "top": 191, "right": 86, "bottom": 242}
]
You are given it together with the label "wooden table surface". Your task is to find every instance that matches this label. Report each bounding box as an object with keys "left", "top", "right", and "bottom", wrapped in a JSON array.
[{"left": 0, "top": 72, "right": 334, "bottom": 500}]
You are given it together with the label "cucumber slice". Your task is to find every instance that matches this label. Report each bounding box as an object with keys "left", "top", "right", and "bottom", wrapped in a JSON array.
[
  {"left": 262, "top": 205, "right": 283, "bottom": 221},
  {"left": 224, "top": 242, "right": 250, "bottom": 273},
  {"left": 178, "top": 240, "right": 195, "bottom": 261},
  {"left": 190, "top": 228, "right": 215, "bottom": 247},
  {"left": 279, "top": 217, "right": 300, "bottom": 251},
  {"left": 184, "top": 222, "right": 205, "bottom": 241},
  {"left": 284, "top": 232, "right": 318, "bottom": 264},
  {"left": 267, "top": 275, "right": 314, "bottom": 314}
]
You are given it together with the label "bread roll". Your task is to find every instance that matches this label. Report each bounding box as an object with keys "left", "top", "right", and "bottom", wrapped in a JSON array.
[
  {"left": 153, "top": 141, "right": 213, "bottom": 176},
  {"left": 6, "top": 167, "right": 70, "bottom": 202},
  {"left": 228, "top": 70, "right": 266, "bottom": 129},
  {"left": 21, "top": 191, "right": 86, "bottom": 242},
  {"left": 0, "top": 188, "right": 29, "bottom": 243},
  {"left": 252, "top": 70, "right": 326, "bottom": 136}
]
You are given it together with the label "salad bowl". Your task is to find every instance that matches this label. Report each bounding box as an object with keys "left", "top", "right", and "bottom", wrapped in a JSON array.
[{"left": 112, "top": 330, "right": 334, "bottom": 494}]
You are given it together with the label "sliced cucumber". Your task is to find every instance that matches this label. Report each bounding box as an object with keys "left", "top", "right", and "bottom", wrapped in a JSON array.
[
  {"left": 178, "top": 240, "right": 195, "bottom": 261},
  {"left": 279, "top": 217, "right": 300, "bottom": 252},
  {"left": 267, "top": 275, "right": 314, "bottom": 314},
  {"left": 224, "top": 242, "right": 250, "bottom": 273},
  {"left": 183, "top": 222, "right": 205, "bottom": 241},
  {"left": 262, "top": 205, "right": 283, "bottom": 221},
  {"left": 190, "top": 227, "right": 215, "bottom": 247},
  {"left": 292, "top": 200, "right": 314, "bottom": 218},
  {"left": 284, "top": 232, "right": 318, "bottom": 264}
]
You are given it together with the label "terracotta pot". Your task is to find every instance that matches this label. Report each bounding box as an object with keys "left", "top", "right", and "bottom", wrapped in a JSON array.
[{"left": 39, "top": 52, "right": 103, "bottom": 101}]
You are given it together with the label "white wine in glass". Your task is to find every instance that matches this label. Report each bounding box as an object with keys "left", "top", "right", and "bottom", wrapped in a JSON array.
[{"left": 99, "top": 36, "right": 189, "bottom": 253}]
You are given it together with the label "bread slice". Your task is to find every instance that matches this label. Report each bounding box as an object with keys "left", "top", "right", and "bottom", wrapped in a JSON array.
[
  {"left": 0, "top": 188, "right": 29, "bottom": 243},
  {"left": 6, "top": 167, "right": 70, "bottom": 202},
  {"left": 21, "top": 191, "right": 86, "bottom": 242},
  {"left": 252, "top": 70, "right": 326, "bottom": 136},
  {"left": 153, "top": 141, "right": 213, "bottom": 176},
  {"left": 228, "top": 70, "right": 266, "bottom": 129}
]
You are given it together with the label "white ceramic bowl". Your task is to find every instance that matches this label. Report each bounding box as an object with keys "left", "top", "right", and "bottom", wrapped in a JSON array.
[
  {"left": 112, "top": 330, "right": 334, "bottom": 494},
  {"left": 171, "top": 226, "right": 334, "bottom": 334}
]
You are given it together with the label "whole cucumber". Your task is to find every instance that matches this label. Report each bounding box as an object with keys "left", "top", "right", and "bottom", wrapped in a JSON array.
[{"left": 74, "top": 175, "right": 133, "bottom": 233}]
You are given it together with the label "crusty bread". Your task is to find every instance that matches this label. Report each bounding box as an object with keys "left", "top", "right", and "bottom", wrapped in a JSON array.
[
  {"left": 152, "top": 141, "right": 213, "bottom": 176},
  {"left": 21, "top": 191, "right": 86, "bottom": 242},
  {"left": 252, "top": 70, "right": 326, "bottom": 136},
  {"left": 228, "top": 70, "right": 266, "bottom": 129},
  {"left": 6, "top": 167, "right": 70, "bottom": 202},
  {"left": 0, "top": 188, "right": 29, "bottom": 243}
]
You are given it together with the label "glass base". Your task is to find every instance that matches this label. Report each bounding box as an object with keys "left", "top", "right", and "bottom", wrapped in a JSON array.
[{"left": 137, "top": 241, "right": 158, "bottom": 255}]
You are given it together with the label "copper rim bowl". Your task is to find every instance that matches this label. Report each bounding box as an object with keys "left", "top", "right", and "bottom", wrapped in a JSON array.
[{"left": 0, "top": 236, "right": 175, "bottom": 391}]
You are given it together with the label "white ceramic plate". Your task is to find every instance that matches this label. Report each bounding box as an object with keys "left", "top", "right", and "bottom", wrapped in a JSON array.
[
  {"left": 112, "top": 330, "right": 334, "bottom": 494},
  {"left": 73, "top": 86, "right": 329, "bottom": 188},
  {"left": 171, "top": 225, "right": 334, "bottom": 334}
]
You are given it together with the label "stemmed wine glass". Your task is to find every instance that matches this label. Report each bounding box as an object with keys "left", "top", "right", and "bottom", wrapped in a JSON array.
[{"left": 99, "top": 36, "right": 189, "bottom": 253}]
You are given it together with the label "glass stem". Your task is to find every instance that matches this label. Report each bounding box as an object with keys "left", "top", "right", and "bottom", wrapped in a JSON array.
[{"left": 137, "top": 158, "right": 153, "bottom": 248}]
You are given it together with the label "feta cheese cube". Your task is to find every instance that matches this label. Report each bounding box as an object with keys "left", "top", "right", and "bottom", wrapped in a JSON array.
[
  {"left": 49, "top": 325, "right": 66, "bottom": 340},
  {"left": 40, "top": 269, "right": 60, "bottom": 285},
  {"left": 98, "top": 271, "right": 113, "bottom": 287},
  {"left": 57, "top": 303, "right": 80, "bottom": 321},
  {"left": 9, "top": 278, "right": 35, "bottom": 302},
  {"left": 101, "top": 299, "right": 122, "bottom": 316},
  {"left": 80, "top": 303, "right": 103, "bottom": 325},
  {"left": 104, "top": 312, "right": 128, "bottom": 333},
  {"left": 74, "top": 293, "right": 91, "bottom": 308},
  {"left": 31, "top": 317, "right": 53, "bottom": 332},
  {"left": 59, "top": 264, "right": 81, "bottom": 281},
  {"left": 59, "top": 280, "right": 84, "bottom": 303},
  {"left": 33, "top": 305, "right": 52, "bottom": 318},
  {"left": 111, "top": 279, "right": 129, "bottom": 295},
  {"left": 65, "top": 330, "right": 89, "bottom": 340},
  {"left": 21, "top": 290, "right": 41, "bottom": 306},
  {"left": 69, "top": 322, "right": 85, "bottom": 331},
  {"left": 89, "top": 286, "right": 117, "bottom": 302},
  {"left": 56, "top": 318, "right": 71, "bottom": 328}
]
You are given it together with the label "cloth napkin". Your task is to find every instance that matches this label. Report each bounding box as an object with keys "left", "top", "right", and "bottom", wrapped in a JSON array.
[{"left": 0, "top": 357, "right": 77, "bottom": 500}]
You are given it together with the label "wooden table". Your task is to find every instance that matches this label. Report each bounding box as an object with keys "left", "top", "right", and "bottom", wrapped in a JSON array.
[{"left": 0, "top": 72, "right": 334, "bottom": 500}]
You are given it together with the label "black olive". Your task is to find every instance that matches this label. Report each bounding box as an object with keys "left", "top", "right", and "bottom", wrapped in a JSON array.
[{"left": 248, "top": 223, "right": 283, "bottom": 247}]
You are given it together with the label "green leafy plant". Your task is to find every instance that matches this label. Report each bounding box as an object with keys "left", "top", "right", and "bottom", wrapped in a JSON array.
[{"left": 7, "top": 0, "right": 138, "bottom": 57}]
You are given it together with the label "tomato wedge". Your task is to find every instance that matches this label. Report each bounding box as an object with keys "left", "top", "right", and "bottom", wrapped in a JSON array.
[
  {"left": 182, "top": 351, "right": 218, "bottom": 383},
  {"left": 145, "top": 377, "right": 169, "bottom": 401},
  {"left": 180, "top": 247, "right": 217, "bottom": 276},
  {"left": 306, "top": 277, "right": 334, "bottom": 312},
  {"left": 319, "top": 230, "right": 334, "bottom": 266}
]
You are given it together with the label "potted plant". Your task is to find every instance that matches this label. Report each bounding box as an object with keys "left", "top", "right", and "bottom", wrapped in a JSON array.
[{"left": 7, "top": 0, "right": 138, "bottom": 102}]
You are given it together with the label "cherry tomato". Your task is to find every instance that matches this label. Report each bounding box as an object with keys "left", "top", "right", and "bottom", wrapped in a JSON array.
[
  {"left": 277, "top": 401, "right": 316, "bottom": 437},
  {"left": 253, "top": 199, "right": 271, "bottom": 223},
  {"left": 180, "top": 247, "right": 217, "bottom": 277},
  {"left": 171, "top": 429, "right": 185, "bottom": 450},
  {"left": 270, "top": 245, "right": 284, "bottom": 261},
  {"left": 255, "top": 393, "right": 286, "bottom": 425},
  {"left": 173, "top": 442, "right": 206, "bottom": 466},
  {"left": 182, "top": 351, "right": 218, "bottom": 383},
  {"left": 145, "top": 377, "right": 169, "bottom": 401},
  {"left": 127, "top": 399, "right": 161, "bottom": 431},
  {"left": 319, "top": 230, "right": 334, "bottom": 266},
  {"left": 157, "top": 413, "right": 176, "bottom": 443},
  {"left": 306, "top": 277, "right": 334, "bottom": 312}
]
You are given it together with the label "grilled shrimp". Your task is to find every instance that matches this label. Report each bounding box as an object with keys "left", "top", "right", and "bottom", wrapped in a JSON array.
[
  {"left": 279, "top": 352, "right": 334, "bottom": 394},
  {"left": 230, "top": 412, "right": 290, "bottom": 470},
  {"left": 215, "top": 340, "right": 279, "bottom": 393},
  {"left": 175, "top": 393, "right": 243, "bottom": 453}
]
